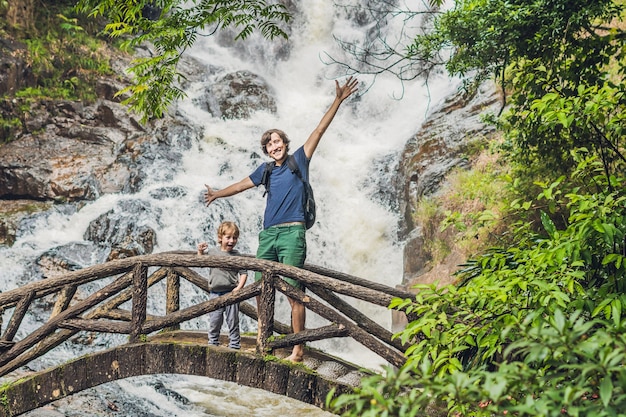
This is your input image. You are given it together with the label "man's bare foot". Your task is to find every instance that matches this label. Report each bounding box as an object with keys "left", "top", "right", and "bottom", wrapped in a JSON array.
[{"left": 285, "top": 352, "right": 303, "bottom": 363}]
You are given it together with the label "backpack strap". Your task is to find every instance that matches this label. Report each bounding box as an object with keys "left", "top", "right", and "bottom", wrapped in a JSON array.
[
  {"left": 285, "top": 154, "right": 304, "bottom": 181},
  {"left": 261, "top": 155, "right": 305, "bottom": 197},
  {"left": 261, "top": 161, "right": 275, "bottom": 197}
]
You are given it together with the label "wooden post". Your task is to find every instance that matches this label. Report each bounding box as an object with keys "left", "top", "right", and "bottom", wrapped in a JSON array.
[
  {"left": 276, "top": 280, "right": 407, "bottom": 368},
  {"left": 257, "top": 271, "right": 275, "bottom": 355},
  {"left": 2, "top": 291, "right": 34, "bottom": 344},
  {"left": 309, "top": 284, "right": 407, "bottom": 352},
  {"left": 50, "top": 286, "right": 77, "bottom": 319},
  {"left": 165, "top": 268, "right": 180, "bottom": 331},
  {"left": 130, "top": 263, "right": 148, "bottom": 343}
]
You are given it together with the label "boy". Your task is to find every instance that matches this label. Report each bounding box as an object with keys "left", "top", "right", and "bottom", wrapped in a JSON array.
[{"left": 197, "top": 221, "right": 247, "bottom": 349}]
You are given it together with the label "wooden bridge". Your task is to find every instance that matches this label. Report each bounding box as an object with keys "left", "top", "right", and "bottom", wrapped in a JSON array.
[{"left": 0, "top": 252, "right": 415, "bottom": 416}]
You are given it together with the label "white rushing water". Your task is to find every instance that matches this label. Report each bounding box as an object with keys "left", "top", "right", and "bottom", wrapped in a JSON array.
[{"left": 3, "top": 1, "right": 457, "bottom": 415}]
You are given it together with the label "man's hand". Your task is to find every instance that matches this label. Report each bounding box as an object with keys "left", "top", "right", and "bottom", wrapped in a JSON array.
[
  {"left": 303, "top": 76, "right": 360, "bottom": 158},
  {"left": 335, "top": 76, "right": 359, "bottom": 102},
  {"left": 204, "top": 184, "right": 216, "bottom": 206}
]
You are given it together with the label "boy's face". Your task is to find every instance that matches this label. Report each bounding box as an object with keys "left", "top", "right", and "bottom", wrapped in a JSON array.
[{"left": 219, "top": 232, "right": 238, "bottom": 252}]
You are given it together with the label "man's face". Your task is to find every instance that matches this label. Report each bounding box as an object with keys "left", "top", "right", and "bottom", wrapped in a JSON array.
[{"left": 265, "top": 132, "right": 287, "bottom": 162}]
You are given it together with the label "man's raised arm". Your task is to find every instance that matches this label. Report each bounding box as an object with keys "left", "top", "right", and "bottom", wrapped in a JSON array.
[{"left": 303, "top": 77, "right": 359, "bottom": 159}]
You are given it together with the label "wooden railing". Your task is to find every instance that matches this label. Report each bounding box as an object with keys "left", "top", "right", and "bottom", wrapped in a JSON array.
[{"left": 0, "top": 252, "right": 415, "bottom": 377}]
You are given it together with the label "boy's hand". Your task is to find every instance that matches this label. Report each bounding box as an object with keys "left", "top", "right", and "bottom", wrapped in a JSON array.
[{"left": 197, "top": 242, "right": 208, "bottom": 254}]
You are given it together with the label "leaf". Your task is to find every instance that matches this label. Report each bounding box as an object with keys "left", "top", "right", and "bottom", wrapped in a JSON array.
[
  {"left": 611, "top": 299, "right": 622, "bottom": 327},
  {"left": 484, "top": 374, "right": 507, "bottom": 402},
  {"left": 600, "top": 377, "right": 613, "bottom": 408},
  {"left": 557, "top": 111, "right": 570, "bottom": 127},
  {"left": 553, "top": 309, "right": 566, "bottom": 334},
  {"left": 540, "top": 211, "right": 556, "bottom": 237},
  {"left": 592, "top": 297, "right": 614, "bottom": 318}
]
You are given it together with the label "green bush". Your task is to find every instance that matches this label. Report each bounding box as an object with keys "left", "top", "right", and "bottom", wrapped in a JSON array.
[
  {"left": 330, "top": 154, "right": 626, "bottom": 416},
  {"left": 7, "top": 6, "right": 113, "bottom": 105}
]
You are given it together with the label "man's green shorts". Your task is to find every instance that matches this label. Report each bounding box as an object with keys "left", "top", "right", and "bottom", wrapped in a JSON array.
[{"left": 255, "top": 223, "right": 306, "bottom": 289}]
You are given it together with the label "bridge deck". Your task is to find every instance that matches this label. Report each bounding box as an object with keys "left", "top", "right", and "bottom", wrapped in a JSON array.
[{"left": 150, "top": 330, "right": 370, "bottom": 386}]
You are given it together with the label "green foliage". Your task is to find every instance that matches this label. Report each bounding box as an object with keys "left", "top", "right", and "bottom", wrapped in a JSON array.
[
  {"left": 332, "top": 154, "right": 626, "bottom": 416},
  {"left": 328, "top": 366, "right": 445, "bottom": 417},
  {"left": 9, "top": 7, "right": 113, "bottom": 105},
  {"left": 333, "top": 309, "right": 626, "bottom": 416},
  {"left": 0, "top": 116, "right": 22, "bottom": 143},
  {"left": 412, "top": 147, "right": 512, "bottom": 266},
  {"left": 408, "top": 0, "right": 626, "bottom": 176},
  {"left": 427, "top": 0, "right": 623, "bottom": 85},
  {"left": 502, "top": 72, "right": 626, "bottom": 178},
  {"left": 0, "top": 381, "right": 10, "bottom": 410},
  {"left": 0, "top": 117, "right": 22, "bottom": 130},
  {"left": 74, "top": 0, "right": 291, "bottom": 122}
]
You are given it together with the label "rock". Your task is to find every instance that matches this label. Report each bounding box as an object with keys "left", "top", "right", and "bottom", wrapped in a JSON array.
[
  {"left": 397, "top": 81, "right": 503, "bottom": 286},
  {"left": 397, "top": 82, "right": 502, "bottom": 238},
  {"left": 0, "top": 200, "right": 53, "bottom": 246},
  {"left": 194, "top": 70, "right": 277, "bottom": 119},
  {"left": 22, "top": 407, "right": 65, "bottom": 417},
  {"left": 0, "top": 98, "right": 143, "bottom": 202},
  {"left": 148, "top": 186, "right": 188, "bottom": 200},
  {"left": 32, "top": 241, "right": 109, "bottom": 280},
  {"left": 83, "top": 199, "right": 159, "bottom": 260}
]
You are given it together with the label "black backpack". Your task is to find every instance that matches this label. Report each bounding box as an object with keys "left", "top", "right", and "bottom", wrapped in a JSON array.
[{"left": 261, "top": 155, "right": 316, "bottom": 229}]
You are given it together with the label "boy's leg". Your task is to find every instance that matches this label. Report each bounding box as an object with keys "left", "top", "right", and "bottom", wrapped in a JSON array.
[
  {"left": 208, "top": 292, "right": 224, "bottom": 346},
  {"left": 224, "top": 302, "right": 241, "bottom": 349}
]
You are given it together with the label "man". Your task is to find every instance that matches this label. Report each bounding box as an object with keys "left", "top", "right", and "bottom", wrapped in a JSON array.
[{"left": 204, "top": 76, "right": 359, "bottom": 362}]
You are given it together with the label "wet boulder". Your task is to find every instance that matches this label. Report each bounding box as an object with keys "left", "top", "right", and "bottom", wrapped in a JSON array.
[
  {"left": 194, "top": 70, "right": 277, "bottom": 119},
  {"left": 0, "top": 99, "right": 142, "bottom": 202},
  {"left": 83, "top": 199, "right": 159, "bottom": 260}
]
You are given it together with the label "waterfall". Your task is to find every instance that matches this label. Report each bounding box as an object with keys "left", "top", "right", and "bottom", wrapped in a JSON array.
[{"left": 3, "top": 1, "right": 457, "bottom": 415}]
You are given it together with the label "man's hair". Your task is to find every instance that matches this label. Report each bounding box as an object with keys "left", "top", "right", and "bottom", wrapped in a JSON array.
[
  {"left": 261, "top": 129, "right": 290, "bottom": 155},
  {"left": 217, "top": 221, "right": 240, "bottom": 243}
]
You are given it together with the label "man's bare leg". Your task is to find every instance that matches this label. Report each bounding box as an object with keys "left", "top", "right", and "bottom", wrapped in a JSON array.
[{"left": 285, "top": 297, "right": 305, "bottom": 362}]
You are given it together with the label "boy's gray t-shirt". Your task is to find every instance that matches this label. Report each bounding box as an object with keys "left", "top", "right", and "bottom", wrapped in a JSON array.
[{"left": 207, "top": 248, "right": 247, "bottom": 292}]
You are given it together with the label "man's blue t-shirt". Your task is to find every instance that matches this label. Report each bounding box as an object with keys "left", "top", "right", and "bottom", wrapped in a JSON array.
[{"left": 249, "top": 146, "right": 310, "bottom": 229}]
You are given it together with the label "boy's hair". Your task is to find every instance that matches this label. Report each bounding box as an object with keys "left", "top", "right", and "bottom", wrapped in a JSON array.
[
  {"left": 261, "top": 129, "right": 290, "bottom": 155},
  {"left": 217, "top": 221, "right": 240, "bottom": 243}
]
